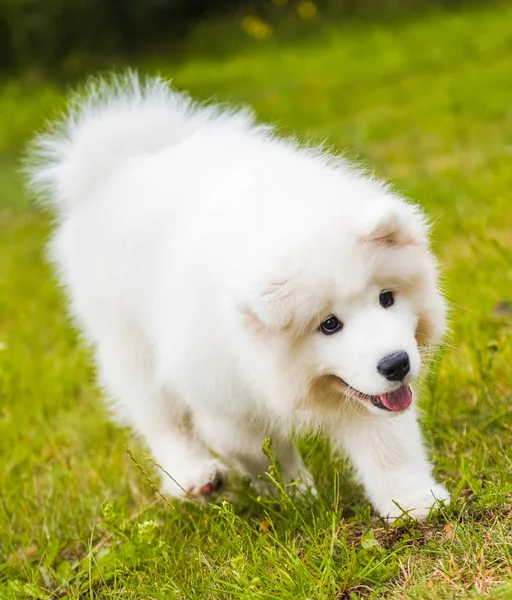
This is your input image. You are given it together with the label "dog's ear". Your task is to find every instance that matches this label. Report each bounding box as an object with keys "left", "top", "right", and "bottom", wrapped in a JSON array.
[
  {"left": 240, "top": 262, "right": 318, "bottom": 334},
  {"left": 244, "top": 278, "right": 299, "bottom": 332},
  {"left": 360, "top": 201, "right": 429, "bottom": 247}
]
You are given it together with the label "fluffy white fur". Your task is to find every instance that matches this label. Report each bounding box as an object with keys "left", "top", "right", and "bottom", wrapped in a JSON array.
[{"left": 28, "top": 73, "right": 449, "bottom": 519}]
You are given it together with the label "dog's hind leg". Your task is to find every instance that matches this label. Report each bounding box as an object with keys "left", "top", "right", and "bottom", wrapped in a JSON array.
[{"left": 194, "top": 411, "right": 316, "bottom": 496}]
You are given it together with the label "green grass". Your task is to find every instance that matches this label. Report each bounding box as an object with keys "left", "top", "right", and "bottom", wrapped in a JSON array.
[{"left": 1, "top": 3, "right": 512, "bottom": 598}]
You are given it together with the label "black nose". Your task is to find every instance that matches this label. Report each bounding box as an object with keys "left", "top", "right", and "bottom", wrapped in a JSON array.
[{"left": 377, "top": 351, "right": 410, "bottom": 382}]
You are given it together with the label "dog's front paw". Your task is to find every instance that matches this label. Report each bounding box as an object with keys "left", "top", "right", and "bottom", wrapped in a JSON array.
[
  {"left": 160, "top": 458, "right": 229, "bottom": 501},
  {"left": 378, "top": 484, "right": 450, "bottom": 521}
]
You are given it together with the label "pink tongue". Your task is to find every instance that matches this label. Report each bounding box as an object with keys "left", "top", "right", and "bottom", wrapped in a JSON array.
[{"left": 377, "top": 386, "right": 413, "bottom": 412}]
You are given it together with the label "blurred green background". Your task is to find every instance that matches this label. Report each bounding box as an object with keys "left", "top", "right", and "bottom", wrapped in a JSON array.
[
  {"left": 0, "top": 0, "right": 504, "bottom": 158},
  {"left": 1, "top": 1, "right": 512, "bottom": 598},
  {"left": 0, "top": 0, "right": 481, "bottom": 76}
]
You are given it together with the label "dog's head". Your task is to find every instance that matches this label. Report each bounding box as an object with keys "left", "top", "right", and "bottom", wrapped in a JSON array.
[{"left": 236, "top": 194, "right": 446, "bottom": 416}]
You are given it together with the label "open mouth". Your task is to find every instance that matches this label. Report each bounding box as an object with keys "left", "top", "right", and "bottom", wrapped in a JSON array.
[{"left": 337, "top": 379, "right": 413, "bottom": 412}]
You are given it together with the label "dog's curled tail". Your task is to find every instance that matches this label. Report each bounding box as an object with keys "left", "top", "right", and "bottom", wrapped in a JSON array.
[{"left": 26, "top": 72, "right": 202, "bottom": 212}]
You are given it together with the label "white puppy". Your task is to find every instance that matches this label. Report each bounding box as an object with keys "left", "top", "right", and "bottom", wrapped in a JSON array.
[{"left": 28, "top": 73, "right": 449, "bottom": 519}]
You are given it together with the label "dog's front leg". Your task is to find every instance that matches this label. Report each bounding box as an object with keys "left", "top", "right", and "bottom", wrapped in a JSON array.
[{"left": 340, "top": 407, "right": 449, "bottom": 520}]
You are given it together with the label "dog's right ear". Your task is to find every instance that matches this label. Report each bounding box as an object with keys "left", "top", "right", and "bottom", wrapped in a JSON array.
[{"left": 242, "top": 277, "right": 298, "bottom": 333}]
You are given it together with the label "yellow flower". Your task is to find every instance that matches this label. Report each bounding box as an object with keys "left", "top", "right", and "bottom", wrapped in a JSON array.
[
  {"left": 241, "top": 16, "right": 273, "bottom": 40},
  {"left": 297, "top": 1, "right": 318, "bottom": 19}
]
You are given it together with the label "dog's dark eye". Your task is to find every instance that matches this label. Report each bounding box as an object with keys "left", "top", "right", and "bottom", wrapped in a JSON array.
[
  {"left": 319, "top": 316, "right": 343, "bottom": 335},
  {"left": 379, "top": 291, "right": 395, "bottom": 308}
]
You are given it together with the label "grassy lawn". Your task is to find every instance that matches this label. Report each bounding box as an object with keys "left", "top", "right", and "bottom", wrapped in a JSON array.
[{"left": 1, "top": 3, "right": 512, "bottom": 598}]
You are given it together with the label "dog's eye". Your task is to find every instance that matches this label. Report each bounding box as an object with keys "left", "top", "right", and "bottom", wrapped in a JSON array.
[
  {"left": 379, "top": 291, "right": 395, "bottom": 308},
  {"left": 319, "top": 316, "right": 343, "bottom": 335}
]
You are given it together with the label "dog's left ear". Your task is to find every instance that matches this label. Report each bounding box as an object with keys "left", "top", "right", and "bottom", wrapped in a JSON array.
[{"left": 360, "top": 201, "right": 429, "bottom": 247}]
